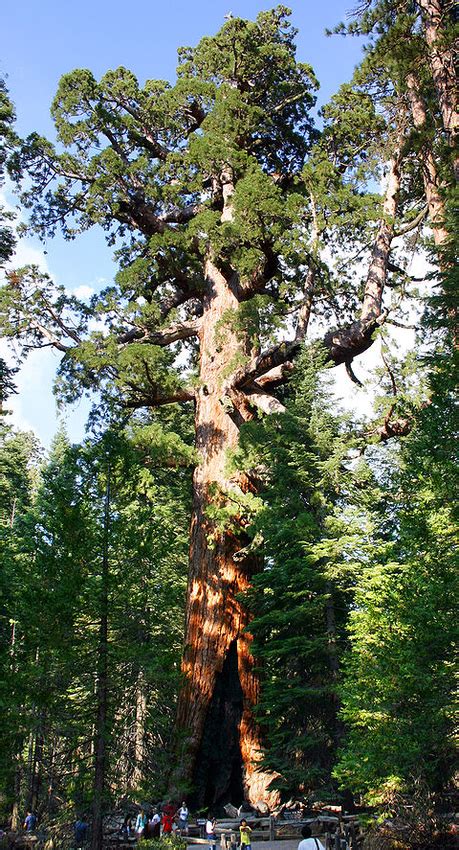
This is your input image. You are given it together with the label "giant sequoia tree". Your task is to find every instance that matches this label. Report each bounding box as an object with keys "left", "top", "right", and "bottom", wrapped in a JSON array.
[{"left": 1, "top": 6, "right": 440, "bottom": 805}]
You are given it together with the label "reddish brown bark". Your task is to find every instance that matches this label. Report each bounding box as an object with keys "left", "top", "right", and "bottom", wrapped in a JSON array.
[
  {"left": 406, "top": 72, "right": 449, "bottom": 248},
  {"left": 406, "top": 70, "right": 458, "bottom": 345},
  {"left": 173, "top": 257, "right": 278, "bottom": 807},
  {"left": 417, "top": 0, "right": 458, "bottom": 178}
]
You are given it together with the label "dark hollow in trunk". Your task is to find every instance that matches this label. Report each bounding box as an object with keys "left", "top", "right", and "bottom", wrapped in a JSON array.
[{"left": 191, "top": 639, "right": 245, "bottom": 812}]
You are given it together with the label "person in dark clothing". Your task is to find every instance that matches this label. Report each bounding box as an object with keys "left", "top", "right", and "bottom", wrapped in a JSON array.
[
  {"left": 120, "top": 814, "right": 133, "bottom": 837},
  {"left": 74, "top": 814, "right": 89, "bottom": 848}
]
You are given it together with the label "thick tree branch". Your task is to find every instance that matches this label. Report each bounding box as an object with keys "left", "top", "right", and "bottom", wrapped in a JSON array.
[
  {"left": 273, "top": 89, "right": 311, "bottom": 113},
  {"left": 117, "top": 317, "right": 201, "bottom": 347},
  {"left": 249, "top": 362, "right": 295, "bottom": 387},
  {"left": 323, "top": 139, "right": 403, "bottom": 365},
  {"left": 220, "top": 139, "right": 404, "bottom": 400},
  {"left": 116, "top": 198, "right": 168, "bottom": 236},
  {"left": 394, "top": 203, "right": 428, "bottom": 236},
  {"left": 124, "top": 387, "right": 196, "bottom": 409},
  {"left": 158, "top": 202, "right": 206, "bottom": 225},
  {"left": 28, "top": 321, "right": 71, "bottom": 352},
  {"left": 244, "top": 387, "right": 286, "bottom": 414}
]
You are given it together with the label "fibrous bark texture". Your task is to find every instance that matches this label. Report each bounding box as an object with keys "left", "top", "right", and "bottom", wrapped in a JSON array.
[
  {"left": 173, "top": 259, "right": 278, "bottom": 808},
  {"left": 417, "top": 0, "right": 458, "bottom": 179},
  {"left": 406, "top": 72, "right": 449, "bottom": 247}
]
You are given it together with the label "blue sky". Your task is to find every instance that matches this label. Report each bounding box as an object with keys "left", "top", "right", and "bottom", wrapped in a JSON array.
[{"left": 1, "top": 0, "right": 369, "bottom": 448}]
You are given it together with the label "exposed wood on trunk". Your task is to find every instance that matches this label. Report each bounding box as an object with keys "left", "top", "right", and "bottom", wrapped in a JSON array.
[{"left": 173, "top": 257, "right": 278, "bottom": 806}]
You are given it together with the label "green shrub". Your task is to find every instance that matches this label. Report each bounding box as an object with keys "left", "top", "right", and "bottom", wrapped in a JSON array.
[{"left": 137, "top": 837, "right": 187, "bottom": 850}]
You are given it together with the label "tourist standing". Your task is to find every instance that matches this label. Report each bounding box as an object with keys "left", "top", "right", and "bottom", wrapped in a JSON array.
[
  {"left": 74, "top": 814, "right": 89, "bottom": 848},
  {"left": 206, "top": 814, "right": 217, "bottom": 850},
  {"left": 135, "top": 810, "right": 147, "bottom": 839},
  {"left": 177, "top": 801, "right": 189, "bottom": 835},
  {"left": 23, "top": 812, "right": 37, "bottom": 832},
  {"left": 151, "top": 809, "right": 161, "bottom": 838},
  {"left": 239, "top": 819, "right": 252, "bottom": 850}
]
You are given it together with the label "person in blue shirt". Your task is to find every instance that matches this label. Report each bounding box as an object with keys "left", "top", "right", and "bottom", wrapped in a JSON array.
[
  {"left": 135, "top": 810, "right": 147, "bottom": 839},
  {"left": 24, "top": 812, "right": 37, "bottom": 831},
  {"left": 74, "top": 814, "right": 89, "bottom": 847}
]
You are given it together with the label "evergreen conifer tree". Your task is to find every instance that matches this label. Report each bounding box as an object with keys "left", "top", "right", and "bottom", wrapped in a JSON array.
[{"left": 0, "top": 7, "right": 443, "bottom": 802}]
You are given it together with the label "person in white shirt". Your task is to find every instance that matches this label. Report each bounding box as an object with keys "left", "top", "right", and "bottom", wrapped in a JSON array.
[
  {"left": 206, "top": 814, "right": 217, "bottom": 850},
  {"left": 297, "top": 824, "right": 325, "bottom": 850},
  {"left": 177, "top": 802, "right": 189, "bottom": 834}
]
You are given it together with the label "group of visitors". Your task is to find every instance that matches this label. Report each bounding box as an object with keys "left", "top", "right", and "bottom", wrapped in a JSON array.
[
  {"left": 134, "top": 801, "right": 189, "bottom": 840},
  {"left": 71, "top": 801, "right": 189, "bottom": 846},
  {"left": 205, "top": 816, "right": 326, "bottom": 850},
  {"left": 20, "top": 806, "right": 349, "bottom": 850}
]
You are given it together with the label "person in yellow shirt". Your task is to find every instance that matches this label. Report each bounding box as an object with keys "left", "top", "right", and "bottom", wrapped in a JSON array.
[{"left": 239, "top": 819, "right": 252, "bottom": 850}]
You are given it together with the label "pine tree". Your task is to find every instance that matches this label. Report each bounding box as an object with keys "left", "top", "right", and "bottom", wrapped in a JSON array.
[
  {"left": 0, "top": 418, "right": 191, "bottom": 843},
  {"left": 334, "top": 379, "right": 457, "bottom": 806},
  {"left": 0, "top": 423, "right": 41, "bottom": 826}
]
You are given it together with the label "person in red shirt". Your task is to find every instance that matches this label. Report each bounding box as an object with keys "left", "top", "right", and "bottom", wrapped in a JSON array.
[{"left": 162, "top": 811, "right": 173, "bottom": 834}]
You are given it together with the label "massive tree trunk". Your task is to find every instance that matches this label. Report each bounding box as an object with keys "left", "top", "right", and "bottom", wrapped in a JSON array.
[{"left": 173, "top": 257, "right": 278, "bottom": 808}]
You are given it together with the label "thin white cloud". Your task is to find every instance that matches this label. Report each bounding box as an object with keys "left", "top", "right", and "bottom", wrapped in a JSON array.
[{"left": 72, "top": 284, "right": 95, "bottom": 300}]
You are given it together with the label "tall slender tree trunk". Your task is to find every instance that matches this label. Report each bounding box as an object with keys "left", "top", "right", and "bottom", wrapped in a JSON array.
[
  {"left": 406, "top": 71, "right": 458, "bottom": 343},
  {"left": 406, "top": 72, "right": 449, "bottom": 247},
  {"left": 325, "top": 584, "right": 345, "bottom": 749},
  {"left": 91, "top": 464, "right": 110, "bottom": 850},
  {"left": 132, "top": 669, "right": 146, "bottom": 790},
  {"left": 417, "top": 0, "right": 458, "bottom": 178},
  {"left": 173, "top": 257, "right": 277, "bottom": 807},
  {"left": 11, "top": 752, "right": 22, "bottom": 831},
  {"left": 9, "top": 622, "right": 22, "bottom": 830},
  {"left": 30, "top": 721, "right": 44, "bottom": 813}
]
